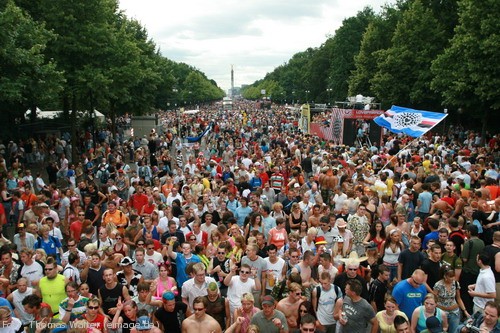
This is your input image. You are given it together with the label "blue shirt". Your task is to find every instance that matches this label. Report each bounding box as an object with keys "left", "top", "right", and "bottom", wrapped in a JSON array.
[
  {"left": 417, "top": 191, "right": 432, "bottom": 213},
  {"left": 226, "top": 199, "right": 240, "bottom": 214},
  {"left": 392, "top": 279, "right": 427, "bottom": 320},
  {"left": 235, "top": 206, "right": 252, "bottom": 227},
  {"left": 175, "top": 253, "right": 201, "bottom": 288},
  {"left": 36, "top": 236, "right": 62, "bottom": 264},
  {"left": 263, "top": 216, "right": 277, "bottom": 237},
  {"left": 422, "top": 231, "right": 439, "bottom": 250}
]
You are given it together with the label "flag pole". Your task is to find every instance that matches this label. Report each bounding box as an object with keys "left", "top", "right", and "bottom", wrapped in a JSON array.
[{"left": 379, "top": 137, "right": 420, "bottom": 173}]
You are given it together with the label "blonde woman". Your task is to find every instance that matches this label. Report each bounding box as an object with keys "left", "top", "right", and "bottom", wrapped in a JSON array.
[
  {"left": 300, "top": 227, "right": 318, "bottom": 253},
  {"left": 207, "top": 229, "right": 222, "bottom": 258},
  {"left": 270, "top": 202, "right": 287, "bottom": 220},
  {"left": 288, "top": 203, "right": 304, "bottom": 232},
  {"left": 34, "top": 248, "right": 48, "bottom": 264},
  {"left": 232, "top": 293, "right": 259, "bottom": 333},
  {"left": 371, "top": 295, "right": 408, "bottom": 333},
  {"left": 410, "top": 293, "right": 448, "bottom": 333},
  {"left": 0, "top": 306, "right": 22, "bottom": 332}
]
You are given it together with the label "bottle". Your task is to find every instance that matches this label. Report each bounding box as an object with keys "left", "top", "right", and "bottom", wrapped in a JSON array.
[{"left": 341, "top": 311, "right": 347, "bottom": 323}]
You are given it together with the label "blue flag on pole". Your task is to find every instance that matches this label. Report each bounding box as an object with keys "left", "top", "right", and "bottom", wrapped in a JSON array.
[
  {"left": 374, "top": 105, "right": 447, "bottom": 137},
  {"left": 186, "top": 122, "right": 213, "bottom": 143}
]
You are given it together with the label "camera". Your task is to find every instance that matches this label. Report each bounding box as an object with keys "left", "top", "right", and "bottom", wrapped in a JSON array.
[{"left": 465, "top": 321, "right": 481, "bottom": 333}]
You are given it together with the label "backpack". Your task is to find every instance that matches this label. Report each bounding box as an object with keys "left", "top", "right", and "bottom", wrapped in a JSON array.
[
  {"left": 78, "top": 237, "right": 93, "bottom": 252},
  {"left": 315, "top": 284, "right": 342, "bottom": 309},
  {"left": 99, "top": 169, "right": 109, "bottom": 184},
  {"left": 62, "top": 266, "right": 75, "bottom": 282}
]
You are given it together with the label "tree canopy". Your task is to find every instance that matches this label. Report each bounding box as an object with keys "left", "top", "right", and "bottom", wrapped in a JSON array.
[
  {"left": 0, "top": 0, "right": 224, "bottom": 139},
  {"left": 242, "top": 0, "right": 498, "bottom": 131}
]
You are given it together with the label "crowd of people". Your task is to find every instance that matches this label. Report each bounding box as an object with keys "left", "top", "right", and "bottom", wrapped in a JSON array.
[{"left": 0, "top": 100, "right": 498, "bottom": 333}]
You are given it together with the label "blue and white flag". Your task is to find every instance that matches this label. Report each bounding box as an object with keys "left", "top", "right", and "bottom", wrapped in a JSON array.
[
  {"left": 186, "top": 122, "right": 213, "bottom": 144},
  {"left": 374, "top": 105, "right": 447, "bottom": 137}
]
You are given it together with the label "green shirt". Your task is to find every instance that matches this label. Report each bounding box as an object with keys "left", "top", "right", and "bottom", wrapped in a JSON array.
[
  {"left": 442, "top": 252, "right": 462, "bottom": 269},
  {"left": 461, "top": 238, "right": 484, "bottom": 275}
]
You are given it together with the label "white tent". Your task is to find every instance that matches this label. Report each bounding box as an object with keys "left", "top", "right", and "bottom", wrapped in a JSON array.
[
  {"left": 24, "top": 109, "right": 105, "bottom": 122},
  {"left": 183, "top": 109, "right": 200, "bottom": 115}
]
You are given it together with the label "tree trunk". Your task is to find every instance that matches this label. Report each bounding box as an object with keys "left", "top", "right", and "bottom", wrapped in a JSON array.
[
  {"left": 71, "top": 93, "right": 78, "bottom": 163},
  {"left": 110, "top": 100, "right": 116, "bottom": 141},
  {"left": 481, "top": 108, "right": 489, "bottom": 146}
]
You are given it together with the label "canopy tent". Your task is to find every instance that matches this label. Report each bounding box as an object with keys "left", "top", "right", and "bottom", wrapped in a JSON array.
[
  {"left": 183, "top": 109, "right": 200, "bottom": 115},
  {"left": 24, "top": 109, "right": 105, "bottom": 122}
]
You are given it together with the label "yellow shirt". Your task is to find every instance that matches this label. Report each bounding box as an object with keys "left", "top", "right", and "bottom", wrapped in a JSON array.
[
  {"left": 39, "top": 274, "right": 66, "bottom": 315},
  {"left": 375, "top": 310, "right": 408, "bottom": 333}
]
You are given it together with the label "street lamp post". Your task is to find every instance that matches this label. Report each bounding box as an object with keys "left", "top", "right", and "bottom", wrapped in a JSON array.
[
  {"left": 327, "top": 88, "right": 332, "bottom": 106},
  {"left": 292, "top": 91, "right": 295, "bottom": 105},
  {"left": 305, "top": 90, "right": 310, "bottom": 103},
  {"left": 443, "top": 108, "right": 448, "bottom": 136}
]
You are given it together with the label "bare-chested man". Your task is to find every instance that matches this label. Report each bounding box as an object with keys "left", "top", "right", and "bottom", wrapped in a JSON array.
[
  {"left": 276, "top": 282, "right": 305, "bottom": 330},
  {"left": 319, "top": 166, "right": 337, "bottom": 206},
  {"left": 451, "top": 188, "right": 466, "bottom": 219},
  {"left": 182, "top": 296, "right": 222, "bottom": 333},
  {"left": 430, "top": 189, "right": 454, "bottom": 214},
  {"left": 291, "top": 250, "right": 315, "bottom": 289},
  {"left": 308, "top": 204, "right": 323, "bottom": 228}
]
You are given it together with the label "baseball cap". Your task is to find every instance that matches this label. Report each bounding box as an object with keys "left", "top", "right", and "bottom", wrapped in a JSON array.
[
  {"left": 426, "top": 316, "right": 443, "bottom": 333},
  {"left": 261, "top": 295, "right": 275, "bottom": 306}
]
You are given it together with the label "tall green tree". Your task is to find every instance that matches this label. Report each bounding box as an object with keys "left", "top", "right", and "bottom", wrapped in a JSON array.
[
  {"left": 431, "top": 0, "right": 500, "bottom": 135},
  {"left": 0, "top": 0, "right": 63, "bottom": 123},
  {"left": 327, "top": 7, "right": 375, "bottom": 101},
  {"left": 348, "top": 6, "right": 401, "bottom": 97},
  {"left": 371, "top": 0, "right": 446, "bottom": 109}
]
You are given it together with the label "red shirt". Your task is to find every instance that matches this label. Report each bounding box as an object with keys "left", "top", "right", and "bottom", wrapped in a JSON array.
[
  {"left": 142, "top": 203, "right": 156, "bottom": 215},
  {"left": 441, "top": 196, "right": 456, "bottom": 207},
  {"left": 129, "top": 193, "right": 148, "bottom": 214},
  {"left": 83, "top": 313, "right": 106, "bottom": 332},
  {"left": 70, "top": 220, "right": 84, "bottom": 242}
]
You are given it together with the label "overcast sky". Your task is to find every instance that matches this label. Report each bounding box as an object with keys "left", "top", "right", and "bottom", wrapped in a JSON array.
[{"left": 119, "top": 0, "right": 390, "bottom": 92}]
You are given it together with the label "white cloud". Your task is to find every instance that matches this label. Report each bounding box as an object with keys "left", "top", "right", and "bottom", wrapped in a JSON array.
[{"left": 119, "top": 0, "right": 390, "bottom": 92}]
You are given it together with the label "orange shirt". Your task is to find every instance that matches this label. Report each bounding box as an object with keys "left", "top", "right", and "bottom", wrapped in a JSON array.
[
  {"left": 485, "top": 185, "right": 499, "bottom": 200},
  {"left": 21, "top": 193, "right": 37, "bottom": 209}
]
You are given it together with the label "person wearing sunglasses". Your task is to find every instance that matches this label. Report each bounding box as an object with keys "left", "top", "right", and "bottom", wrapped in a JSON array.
[
  {"left": 225, "top": 263, "right": 261, "bottom": 321},
  {"left": 181, "top": 296, "right": 222, "bottom": 333},
  {"left": 276, "top": 282, "right": 305, "bottom": 331},
  {"left": 38, "top": 257, "right": 67, "bottom": 315},
  {"left": 298, "top": 313, "right": 318, "bottom": 333},
  {"left": 392, "top": 269, "right": 427, "bottom": 321},
  {"left": 81, "top": 298, "right": 108, "bottom": 332}
]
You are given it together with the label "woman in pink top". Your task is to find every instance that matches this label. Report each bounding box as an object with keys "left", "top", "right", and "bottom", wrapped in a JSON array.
[
  {"left": 268, "top": 217, "right": 288, "bottom": 250},
  {"left": 152, "top": 262, "right": 178, "bottom": 300}
]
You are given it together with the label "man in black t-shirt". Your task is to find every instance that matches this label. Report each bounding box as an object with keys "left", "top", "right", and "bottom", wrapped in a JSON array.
[
  {"left": 398, "top": 235, "right": 425, "bottom": 281},
  {"left": 369, "top": 265, "right": 390, "bottom": 312},
  {"left": 421, "top": 244, "right": 442, "bottom": 291},
  {"left": 208, "top": 245, "right": 230, "bottom": 297},
  {"left": 153, "top": 291, "right": 188, "bottom": 333}
]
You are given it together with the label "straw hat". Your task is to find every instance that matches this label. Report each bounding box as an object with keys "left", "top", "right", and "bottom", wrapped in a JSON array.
[{"left": 339, "top": 251, "right": 368, "bottom": 264}]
